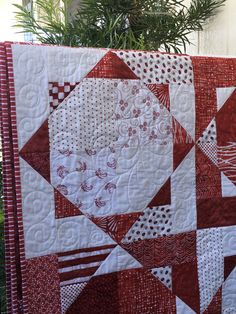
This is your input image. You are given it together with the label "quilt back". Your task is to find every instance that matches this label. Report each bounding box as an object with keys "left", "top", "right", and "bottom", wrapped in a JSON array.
[{"left": 1, "top": 42, "right": 236, "bottom": 314}]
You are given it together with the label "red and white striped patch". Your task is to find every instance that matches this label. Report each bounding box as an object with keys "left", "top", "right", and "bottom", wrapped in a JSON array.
[{"left": 58, "top": 244, "right": 116, "bottom": 286}]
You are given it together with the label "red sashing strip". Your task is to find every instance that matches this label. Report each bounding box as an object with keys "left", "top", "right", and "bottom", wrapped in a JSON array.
[
  {"left": 0, "top": 42, "right": 21, "bottom": 313},
  {"left": 191, "top": 56, "right": 236, "bottom": 140},
  {"left": 1, "top": 42, "right": 27, "bottom": 313}
]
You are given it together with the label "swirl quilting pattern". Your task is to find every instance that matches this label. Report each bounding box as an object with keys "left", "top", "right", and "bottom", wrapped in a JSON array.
[{"left": 1, "top": 42, "right": 236, "bottom": 313}]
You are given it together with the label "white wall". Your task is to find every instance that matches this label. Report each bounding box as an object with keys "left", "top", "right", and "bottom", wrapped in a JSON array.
[
  {"left": 0, "top": 0, "right": 24, "bottom": 42},
  {"left": 186, "top": 0, "right": 236, "bottom": 56}
]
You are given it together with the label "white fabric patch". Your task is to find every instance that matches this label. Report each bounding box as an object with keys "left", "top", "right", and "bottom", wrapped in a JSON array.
[
  {"left": 115, "top": 50, "right": 193, "bottom": 85},
  {"left": 216, "top": 87, "right": 235, "bottom": 112},
  {"left": 176, "top": 297, "right": 196, "bottom": 314},
  {"left": 197, "top": 228, "right": 224, "bottom": 313},
  {"left": 151, "top": 266, "right": 172, "bottom": 290},
  {"left": 50, "top": 79, "right": 173, "bottom": 217},
  {"left": 222, "top": 226, "right": 236, "bottom": 257},
  {"left": 94, "top": 245, "right": 142, "bottom": 276},
  {"left": 169, "top": 84, "right": 196, "bottom": 140},
  {"left": 20, "top": 157, "right": 115, "bottom": 258},
  {"left": 49, "top": 78, "right": 118, "bottom": 152},
  {"left": 197, "top": 118, "right": 216, "bottom": 144},
  {"left": 61, "top": 282, "right": 87, "bottom": 314},
  {"left": 171, "top": 147, "right": 196, "bottom": 234},
  {"left": 197, "top": 118, "right": 218, "bottom": 165},
  {"left": 12, "top": 44, "right": 107, "bottom": 149},
  {"left": 122, "top": 206, "right": 173, "bottom": 243},
  {"left": 221, "top": 172, "right": 236, "bottom": 197},
  {"left": 222, "top": 267, "right": 236, "bottom": 314},
  {"left": 19, "top": 157, "right": 57, "bottom": 258}
]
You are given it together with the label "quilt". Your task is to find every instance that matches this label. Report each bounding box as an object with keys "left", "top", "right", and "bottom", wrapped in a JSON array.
[{"left": 0, "top": 42, "right": 236, "bottom": 314}]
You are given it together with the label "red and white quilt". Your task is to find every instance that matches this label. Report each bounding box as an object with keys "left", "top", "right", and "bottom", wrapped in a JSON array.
[{"left": 1, "top": 42, "right": 236, "bottom": 313}]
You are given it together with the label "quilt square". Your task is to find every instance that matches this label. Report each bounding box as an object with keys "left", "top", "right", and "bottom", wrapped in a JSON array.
[{"left": 1, "top": 42, "right": 236, "bottom": 313}]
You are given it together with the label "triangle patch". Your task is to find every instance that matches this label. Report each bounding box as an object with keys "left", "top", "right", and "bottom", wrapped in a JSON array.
[
  {"left": 172, "top": 118, "right": 194, "bottom": 170},
  {"left": 61, "top": 282, "right": 87, "bottom": 314},
  {"left": 19, "top": 120, "right": 50, "bottom": 183},
  {"left": 198, "top": 142, "right": 218, "bottom": 166},
  {"left": 197, "top": 118, "right": 216, "bottom": 144},
  {"left": 221, "top": 172, "right": 236, "bottom": 197},
  {"left": 203, "top": 287, "right": 222, "bottom": 314},
  {"left": 49, "top": 82, "right": 78, "bottom": 113},
  {"left": 151, "top": 266, "right": 172, "bottom": 290},
  {"left": 224, "top": 255, "right": 236, "bottom": 280},
  {"left": 216, "top": 87, "right": 235, "bottom": 112},
  {"left": 148, "top": 177, "right": 171, "bottom": 207},
  {"left": 176, "top": 297, "right": 196, "bottom": 314},
  {"left": 91, "top": 212, "right": 141, "bottom": 243},
  {"left": 172, "top": 260, "right": 200, "bottom": 313},
  {"left": 147, "top": 84, "right": 170, "bottom": 111},
  {"left": 94, "top": 245, "right": 142, "bottom": 277},
  {"left": 86, "top": 51, "right": 138, "bottom": 79},
  {"left": 54, "top": 189, "right": 83, "bottom": 218}
]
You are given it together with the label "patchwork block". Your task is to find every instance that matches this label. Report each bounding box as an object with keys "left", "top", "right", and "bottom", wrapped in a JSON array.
[{"left": 1, "top": 42, "right": 236, "bottom": 313}]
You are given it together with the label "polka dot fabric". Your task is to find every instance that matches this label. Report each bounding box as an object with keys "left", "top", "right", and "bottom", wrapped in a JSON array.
[
  {"left": 115, "top": 50, "right": 193, "bottom": 85},
  {"left": 49, "top": 78, "right": 118, "bottom": 152},
  {"left": 7, "top": 42, "right": 236, "bottom": 314},
  {"left": 151, "top": 266, "right": 172, "bottom": 290},
  {"left": 61, "top": 282, "right": 87, "bottom": 314},
  {"left": 197, "top": 119, "right": 217, "bottom": 144},
  {"left": 122, "top": 206, "right": 173, "bottom": 243}
]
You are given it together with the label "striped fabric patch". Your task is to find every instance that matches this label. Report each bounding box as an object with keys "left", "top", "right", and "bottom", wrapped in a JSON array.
[{"left": 58, "top": 244, "right": 116, "bottom": 286}]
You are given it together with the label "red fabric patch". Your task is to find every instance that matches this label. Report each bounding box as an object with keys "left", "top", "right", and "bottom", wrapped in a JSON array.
[
  {"left": 25, "top": 255, "right": 61, "bottom": 314},
  {"left": 67, "top": 269, "right": 176, "bottom": 314},
  {"left": 19, "top": 120, "right": 50, "bottom": 182},
  {"left": 146, "top": 84, "right": 170, "bottom": 111},
  {"left": 91, "top": 212, "right": 141, "bottom": 243},
  {"left": 224, "top": 255, "right": 236, "bottom": 280},
  {"left": 203, "top": 287, "right": 222, "bottom": 314},
  {"left": 196, "top": 146, "right": 222, "bottom": 200},
  {"left": 216, "top": 90, "right": 236, "bottom": 186},
  {"left": 172, "top": 118, "right": 194, "bottom": 170},
  {"left": 87, "top": 51, "right": 138, "bottom": 79},
  {"left": 122, "top": 231, "right": 196, "bottom": 268},
  {"left": 216, "top": 90, "right": 236, "bottom": 146},
  {"left": 197, "top": 196, "right": 236, "bottom": 229},
  {"left": 191, "top": 56, "right": 236, "bottom": 140},
  {"left": 54, "top": 189, "right": 83, "bottom": 218},
  {"left": 172, "top": 260, "right": 200, "bottom": 313},
  {"left": 49, "top": 82, "right": 78, "bottom": 112},
  {"left": 148, "top": 177, "right": 171, "bottom": 207}
]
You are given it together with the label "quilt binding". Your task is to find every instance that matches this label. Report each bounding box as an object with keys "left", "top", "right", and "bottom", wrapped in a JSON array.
[{"left": 0, "top": 42, "right": 27, "bottom": 314}]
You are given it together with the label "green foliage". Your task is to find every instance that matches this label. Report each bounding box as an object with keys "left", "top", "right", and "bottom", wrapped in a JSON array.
[{"left": 14, "top": 0, "right": 226, "bottom": 52}]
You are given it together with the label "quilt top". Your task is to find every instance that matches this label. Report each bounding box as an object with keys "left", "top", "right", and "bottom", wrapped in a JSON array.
[{"left": 1, "top": 42, "right": 236, "bottom": 314}]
